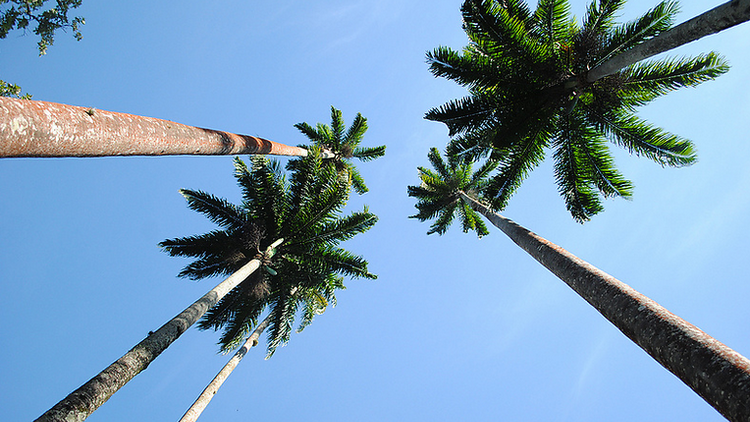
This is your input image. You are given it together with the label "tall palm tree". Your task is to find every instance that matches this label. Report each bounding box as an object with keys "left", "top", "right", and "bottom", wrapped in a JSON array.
[
  {"left": 0, "top": 97, "right": 326, "bottom": 158},
  {"left": 36, "top": 150, "right": 376, "bottom": 422},
  {"left": 162, "top": 152, "right": 377, "bottom": 421},
  {"left": 291, "top": 106, "right": 386, "bottom": 194},
  {"left": 408, "top": 147, "right": 750, "bottom": 422},
  {"left": 426, "top": 0, "right": 730, "bottom": 222}
]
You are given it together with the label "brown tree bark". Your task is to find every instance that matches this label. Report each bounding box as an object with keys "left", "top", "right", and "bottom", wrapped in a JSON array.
[
  {"left": 0, "top": 97, "right": 312, "bottom": 158},
  {"left": 459, "top": 192, "right": 750, "bottom": 422},
  {"left": 35, "top": 239, "right": 283, "bottom": 422},
  {"left": 586, "top": 0, "right": 750, "bottom": 83}
]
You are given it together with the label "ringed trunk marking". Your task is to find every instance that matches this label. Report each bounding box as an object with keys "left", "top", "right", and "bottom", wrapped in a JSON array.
[{"left": 1, "top": 97, "right": 311, "bottom": 158}]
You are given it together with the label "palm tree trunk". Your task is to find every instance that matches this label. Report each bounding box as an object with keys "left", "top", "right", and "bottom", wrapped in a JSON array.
[
  {"left": 35, "top": 239, "right": 284, "bottom": 422},
  {"left": 0, "top": 97, "right": 314, "bottom": 158},
  {"left": 459, "top": 192, "right": 750, "bottom": 422},
  {"left": 586, "top": 0, "right": 750, "bottom": 83},
  {"left": 178, "top": 314, "right": 273, "bottom": 422}
]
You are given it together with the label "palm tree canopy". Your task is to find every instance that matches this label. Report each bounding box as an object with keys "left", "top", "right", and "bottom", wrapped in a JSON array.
[
  {"left": 426, "top": 0, "right": 728, "bottom": 222},
  {"left": 160, "top": 150, "right": 377, "bottom": 356},
  {"left": 291, "top": 106, "right": 386, "bottom": 194},
  {"left": 408, "top": 147, "right": 497, "bottom": 237}
]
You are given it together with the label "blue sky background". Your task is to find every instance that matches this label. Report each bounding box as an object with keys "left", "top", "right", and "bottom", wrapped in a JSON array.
[{"left": 1, "top": 1, "right": 749, "bottom": 421}]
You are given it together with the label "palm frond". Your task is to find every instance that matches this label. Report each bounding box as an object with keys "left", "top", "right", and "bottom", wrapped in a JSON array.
[
  {"left": 531, "top": 0, "right": 575, "bottom": 46},
  {"left": 352, "top": 145, "right": 386, "bottom": 162},
  {"left": 594, "top": 0, "right": 679, "bottom": 67},
  {"left": 581, "top": 0, "right": 625, "bottom": 34},
  {"left": 585, "top": 107, "right": 696, "bottom": 167},
  {"left": 620, "top": 52, "right": 729, "bottom": 106},
  {"left": 484, "top": 120, "right": 554, "bottom": 210},
  {"left": 344, "top": 113, "right": 368, "bottom": 148},
  {"left": 179, "top": 189, "right": 246, "bottom": 230}
]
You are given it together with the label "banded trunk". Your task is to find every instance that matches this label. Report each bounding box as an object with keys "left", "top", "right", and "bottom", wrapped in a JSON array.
[
  {"left": 36, "top": 239, "right": 284, "bottom": 422},
  {"left": 0, "top": 98, "right": 318, "bottom": 158},
  {"left": 586, "top": 0, "right": 750, "bottom": 83},
  {"left": 459, "top": 192, "right": 750, "bottom": 422}
]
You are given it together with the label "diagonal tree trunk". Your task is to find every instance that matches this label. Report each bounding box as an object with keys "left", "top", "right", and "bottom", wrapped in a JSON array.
[
  {"left": 35, "top": 239, "right": 284, "bottom": 422},
  {"left": 178, "top": 314, "right": 273, "bottom": 422},
  {"left": 0, "top": 97, "right": 325, "bottom": 158},
  {"left": 459, "top": 191, "right": 750, "bottom": 422},
  {"left": 586, "top": 0, "right": 750, "bottom": 83}
]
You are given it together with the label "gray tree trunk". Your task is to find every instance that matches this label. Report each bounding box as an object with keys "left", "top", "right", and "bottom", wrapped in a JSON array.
[
  {"left": 0, "top": 97, "right": 329, "bottom": 158},
  {"left": 35, "top": 239, "right": 284, "bottom": 422},
  {"left": 459, "top": 192, "right": 750, "bottom": 422},
  {"left": 586, "top": 0, "right": 750, "bottom": 83},
  {"left": 178, "top": 314, "right": 273, "bottom": 422}
]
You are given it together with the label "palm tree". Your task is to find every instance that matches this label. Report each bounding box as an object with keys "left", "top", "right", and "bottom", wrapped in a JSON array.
[
  {"left": 426, "top": 0, "right": 731, "bottom": 222},
  {"left": 162, "top": 152, "right": 377, "bottom": 420},
  {"left": 291, "top": 106, "right": 386, "bottom": 194},
  {"left": 408, "top": 147, "right": 750, "bottom": 422},
  {"left": 36, "top": 150, "right": 376, "bottom": 422},
  {"left": 0, "top": 97, "right": 327, "bottom": 158}
]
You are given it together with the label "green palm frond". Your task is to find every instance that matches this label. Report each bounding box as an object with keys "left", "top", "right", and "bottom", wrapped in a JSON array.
[
  {"left": 265, "top": 288, "right": 298, "bottom": 357},
  {"left": 581, "top": 0, "right": 625, "bottom": 34},
  {"left": 595, "top": 0, "right": 679, "bottom": 67},
  {"left": 531, "top": 0, "right": 575, "bottom": 47},
  {"left": 348, "top": 166, "right": 369, "bottom": 195},
  {"left": 425, "top": 95, "right": 496, "bottom": 137},
  {"left": 427, "top": 46, "right": 510, "bottom": 89},
  {"left": 462, "top": 0, "right": 548, "bottom": 65},
  {"left": 353, "top": 145, "right": 386, "bottom": 162},
  {"left": 484, "top": 119, "right": 554, "bottom": 210},
  {"left": 584, "top": 106, "right": 696, "bottom": 167},
  {"left": 344, "top": 113, "right": 368, "bottom": 149},
  {"left": 620, "top": 52, "right": 729, "bottom": 106},
  {"left": 301, "top": 246, "right": 377, "bottom": 280},
  {"left": 291, "top": 208, "right": 378, "bottom": 249},
  {"left": 297, "top": 274, "right": 344, "bottom": 334},
  {"left": 292, "top": 122, "right": 321, "bottom": 144},
  {"left": 159, "top": 229, "right": 234, "bottom": 259},
  {"left": 179, "top": 189, "right": 246, "bottom": 230}
]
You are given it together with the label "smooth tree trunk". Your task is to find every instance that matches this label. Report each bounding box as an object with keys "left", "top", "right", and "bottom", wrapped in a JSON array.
[
  {"left": 459, "top": 192, "right": 750, "bottom": 422},
  {"left": 0, "top": 97, "right": 322, "bottom": 158},
  {"left": 178, "top": 314, "right": 273, "bottom": 422},
  {"left": 586, "top": 0, "right": 750, "bottom": 83},
  {"left": 36, "top": 239, "right": 284, "bottom": 422}
]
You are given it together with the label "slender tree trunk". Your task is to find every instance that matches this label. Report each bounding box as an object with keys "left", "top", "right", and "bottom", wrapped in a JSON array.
[
  {"left": 586, "top": 0, "right": 750, "bottom": 83},
  {"left": 0, "top": 97, "right": 318, "bottom": 158},
  {"left": 35, "top": 239, "right": 284, "bottom": 422},
  {"left": 178, "top": 314, "right": 273, "bottom": 422},
  {"left": 459, "top": 192, "right": 750, "bottom": 422}
]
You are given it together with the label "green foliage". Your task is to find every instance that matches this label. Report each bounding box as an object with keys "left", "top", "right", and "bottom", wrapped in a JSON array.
[
  {"left": 1, "top": 0, "right": 85, "bottom": 55},
  {"left": 408, "top": 147, "right": 495, "bottom": 238},
  {"left": 0, "top": 79, "right": 31, "bottom": 98},
  {"left": 290, "top": 106, "right": 386, "bottom": 194},
  {"left": 426, "top": 0, "right": 728, "bottom": 222},
  {"left": 160, "top": 150, "right": 377, "bottom": 357}
]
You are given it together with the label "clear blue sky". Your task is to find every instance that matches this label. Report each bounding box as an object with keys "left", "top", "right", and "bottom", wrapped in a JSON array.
[{"left": 2, "top": 1, "right": 749, "bottom": 421}]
